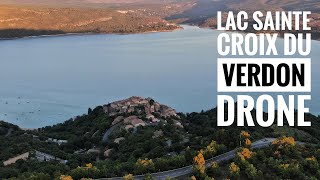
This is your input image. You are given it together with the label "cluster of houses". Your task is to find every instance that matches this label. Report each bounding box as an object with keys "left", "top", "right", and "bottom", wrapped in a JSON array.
[
  {"left": 46, "top": 138, "right": 68, "bottom": 146},
  {"left": 100, "top": 97, "right": 184, "bottom": 159},
  {"left": 103, "top": 96, "right": 178, "bottom": 119},
  {"left": 104, "top": 97, "right": 182, "bottom": 133},
  {"left": 32, "top": 135, "right": 68, "bottom": 146}
]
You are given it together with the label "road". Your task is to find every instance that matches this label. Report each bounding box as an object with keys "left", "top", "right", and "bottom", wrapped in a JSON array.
[{"left": 97, "top": 138, "right": 277, "bottom": 180}]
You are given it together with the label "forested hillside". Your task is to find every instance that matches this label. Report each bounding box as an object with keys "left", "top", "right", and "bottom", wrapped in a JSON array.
[{"left": 1, "top": 97, "right": 320, "bottom": 179}]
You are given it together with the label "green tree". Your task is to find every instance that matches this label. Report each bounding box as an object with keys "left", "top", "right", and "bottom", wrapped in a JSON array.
[
  {"left": 185, "top": 147, "right": 195, "bottom": 164},
  {"left": 134, "top": 158, "right": 155, "bottom": 175},
  {"left": 205, "top": 141, "right": 218, "bottom": 158},
  {"left": 207, "top": 161, "right": 221, "bottom": 177},
  {"left": 144, "top": 173, "right": 155, "bottom": 180},
  {"left": 245, "top": 164, "right": 258, "bottom": 179}
]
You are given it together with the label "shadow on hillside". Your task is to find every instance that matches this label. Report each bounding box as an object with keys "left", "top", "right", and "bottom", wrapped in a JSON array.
[
  {"left": 166, "top": 0, "right": 227, "bottom": 24},
  {"left": 0, "top": 29, "right": 65, "bottom": 39}
]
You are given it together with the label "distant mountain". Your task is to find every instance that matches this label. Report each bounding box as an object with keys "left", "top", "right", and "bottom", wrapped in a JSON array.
[
  {"left": 166, "top": 0, "right": 320, "bottom": 23},
  {"left": 223, "top": 0, "right": 320, "bottom": 11},
  {"left": 2, "top": 0, "right": 319, "bottom": 11},
  {"left": 0, "top": 0, "right": 187, "bottom": 6},
  {"left": 265, "top": 0, "right": 320, "bottom": 11},
  {"left": 0, "top": 0, "right": 320, "bottom": 28}
]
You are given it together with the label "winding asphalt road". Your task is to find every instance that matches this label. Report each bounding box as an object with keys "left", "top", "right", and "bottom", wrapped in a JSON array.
[{"left": 97, "top": 138, "right": 277, "bottom": 180}]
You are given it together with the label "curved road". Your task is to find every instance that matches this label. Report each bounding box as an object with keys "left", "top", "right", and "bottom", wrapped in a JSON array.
[{"left": 97, "top": 138, "right": 278, "bottom": 180}]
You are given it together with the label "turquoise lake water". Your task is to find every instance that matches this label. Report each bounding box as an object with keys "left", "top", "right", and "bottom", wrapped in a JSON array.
[{"left": 0, "top": 25, "right": 319, "bottom": 128}]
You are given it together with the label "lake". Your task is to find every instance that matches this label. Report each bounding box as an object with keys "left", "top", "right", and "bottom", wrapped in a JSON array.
[{"left": 0, "top": 25, "right": 319, "bottom": 128}]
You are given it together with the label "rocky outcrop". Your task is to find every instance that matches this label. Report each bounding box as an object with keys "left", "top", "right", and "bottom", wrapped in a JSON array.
[
  {"left": 112, "top": 116, "right": 124, "bottom": 125},
  {"left": 87, "top": 148, "right": 100, "bottom": 154},
  {"left": 104, "top": 148, "right": 113, "bottom": 158},
  {"left": 124, "top": 116, "right": 146, "bottom": 127},
  {"left": 173, "top": 120, "right": 184, "bottom": 128},
  {"left": 114, "top": 137, "right": 125, "bottom": 144},
  {"left": 152, "top": 130, "right": 163, "bottom": 139},
  {"left": 125, "top": 124, "right": 134, "bottom": 131}
]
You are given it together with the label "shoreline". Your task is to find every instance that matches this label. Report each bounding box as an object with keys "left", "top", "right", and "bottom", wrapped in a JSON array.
[
  {"left": 2, "top": 25, "right": 318, "bottom": 41},
  {"left": 0, "top": 26, "right": 184, "bottom": 41},
  {"left": 2, "top": 109, "right": 320, "bottom": 130}
]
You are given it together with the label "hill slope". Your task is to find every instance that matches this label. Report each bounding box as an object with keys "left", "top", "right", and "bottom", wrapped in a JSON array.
[
  {"left": 1, "top": 97, "right": 320, "bottom": 179},
  {"left": 0, "top": 0, "right": 187, "bottom": 6},
  {"left": 167, "top": 0, "right": 320, "bottom": 24},
  {"left": 0, "top": 3, "right": 184, "bottom": 39}
]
